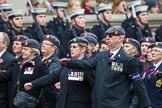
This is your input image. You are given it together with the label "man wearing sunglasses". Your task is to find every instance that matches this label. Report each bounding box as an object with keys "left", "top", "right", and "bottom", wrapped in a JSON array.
[{"left": 59, "top": 26, "right": 151, "bottom": 108}]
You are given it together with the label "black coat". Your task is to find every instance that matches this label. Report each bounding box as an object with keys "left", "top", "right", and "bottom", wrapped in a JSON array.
[
  {"left": 144, "top": 63, "right": 162, "bottom": 108},
  {"left": 25, "top": 23, "right": 55, "bottom": 43},
  {"left": 91, "top": 21, "right": 111, "bottom": 43},
  {"left": 59, "top": 26, "right": 85, "bottom": 58},
  {"left": 0, "top": 56, "right": 49, "bottom": 108},
  {"left": 30, "top": 55, "right": 95, "bottom": 108},
  {"left": 125, "top": 24, "right": 152, "bottom": 42},
  {"left": 42, "top": 54, "right": 62, "bottom": 108},
  {"left": 0, "top": 51, "right": 16, "bottom": 108},
  {"left": 57, "top": 55, "right": 94, "bottom": 108},
  {"left": 155, "top": 24, "right": 162, "bottom": 41},
  {"left": 47, "top": 18, "right": 70, "bottom": 41},
  {"left": 67, "top": 47, "right": 150, "bottom": 108},
  {"left": 121, "top": 16, "right": 134, "bottom": 32}
]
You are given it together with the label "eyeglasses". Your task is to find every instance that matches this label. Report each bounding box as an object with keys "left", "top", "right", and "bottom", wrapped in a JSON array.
[{"left": 69, "top": 45, "right": 79, "bottom": 49}]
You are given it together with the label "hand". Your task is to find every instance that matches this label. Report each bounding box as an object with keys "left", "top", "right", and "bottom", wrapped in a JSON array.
[
  {"left": 24, "top": 82, "right": 33, "bottom": 91},
  {"left": 55, "top": 82, "right": 60, "bottom": 90},
  {"left": 59, "top": 58, "right": 71, "bottom": 65}
]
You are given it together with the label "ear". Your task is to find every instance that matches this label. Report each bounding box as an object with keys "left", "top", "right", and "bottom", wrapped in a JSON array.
[
  {"left": 136, "top": 16, "right": 139, "bottom": 21},
  {"left": 9, "top": 19, "right": 12, "bottom": 24},
  {"left": 81, "top": 47, "right": 86, "bottom": 53},
  {"left": 71, "top": 19, "right": 75, "bottom": 25}
]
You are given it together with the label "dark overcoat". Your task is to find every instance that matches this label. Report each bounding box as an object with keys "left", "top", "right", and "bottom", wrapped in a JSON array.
[{"left": 68, "top": 48, "right": 150, "bottom": 108}]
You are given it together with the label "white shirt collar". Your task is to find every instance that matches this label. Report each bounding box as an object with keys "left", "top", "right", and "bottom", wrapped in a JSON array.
[
  {"left": 154, "top": 61, "right": 162, "bottom": 70},
  {"left": 0, "top": 50, "right": 6, "bottom": 58},
  {"left": 110, "top": 47, "right": 121, "bottom": 59}
]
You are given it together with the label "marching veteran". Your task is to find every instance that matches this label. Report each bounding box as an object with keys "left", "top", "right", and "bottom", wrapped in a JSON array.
[{"left": 59, "top": 26, "right": 151, "bottom": 108}]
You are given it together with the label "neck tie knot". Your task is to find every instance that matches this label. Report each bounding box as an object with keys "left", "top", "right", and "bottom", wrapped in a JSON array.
[{"left": 109, "top": 53, "right": 113, "bottom": 59}]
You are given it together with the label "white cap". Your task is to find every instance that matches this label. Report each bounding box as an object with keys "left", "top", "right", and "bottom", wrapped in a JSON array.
[
  {"left": 32, "top": 8, "right": 47, "bottom": 14},
  {"left": 7, "top": 10, "right": 23, "bottom": 18},
  {"left": 0, "top": 4, "right": 12, "bottom": 10},
  {"left": 135, "top": 5, "right": 148, "bottom": 13},
  {"left": 128, "top": 0, "right": 142, "bottom": 9},
  {"left": 52, "top": 2, "right": 68, "bottom": 8},
  {"left": 68, "top": 9, "right": 84, "bottom": 19},
  {"left": 98, "top": 4, "right": 113, "bottom": 13}
]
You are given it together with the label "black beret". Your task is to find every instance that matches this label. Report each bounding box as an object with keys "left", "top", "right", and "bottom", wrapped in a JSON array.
[
  {"left": 69, "top": 37, "right": 89, "bottom": 45},
  {"left": 124, "top": 38, "right": 141, "bottom": 54},
  {"left": 22, "top": 39, "right": 40, "bottom": 50},
  {"left": 152, "top": 42, "right": 162, "bottom": 49},
  {"left": 80, "top": 32, "right": 97, "bottom": 45},
  {"left": 43, "top": 35, "right": 60, "bottom": 48},
  {"left": 140, "top": 37, "right": 155, "bottom": 44},
  {"left": 13, "top": 35, "right": 29, "bottom": 42},
  {"left": 105, "top": 26, "right": 125, "bottom": 36}
]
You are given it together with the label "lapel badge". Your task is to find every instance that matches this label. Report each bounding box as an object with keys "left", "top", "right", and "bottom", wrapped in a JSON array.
[
  {"left": 48, "top": 59, "right": 51, "bottom": 63},
  {"left": 156, "top": 79, "right": 162, "bottom": 87},
  {"left": 0, "top": 58, "right": 4, "bottom": 64}
]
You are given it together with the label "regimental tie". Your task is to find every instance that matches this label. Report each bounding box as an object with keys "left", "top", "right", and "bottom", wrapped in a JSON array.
[{"left": 109, "top": 53, "right": 113, "bottom": 59}]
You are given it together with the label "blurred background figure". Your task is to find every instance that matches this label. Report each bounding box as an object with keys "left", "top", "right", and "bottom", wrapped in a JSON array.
[
  {"left": 80, "top": 32, "right": 98, "bottom": 58},
  {"left": 91, "top": 3, "right": 113, "bottom": 43},
  {"left": 125, "top": 5, "right": 153, "bottom": 42},
  {"left": 0, "top": 3, "right": 12, "bottom": 31},
  {"left": 146, "top": 0, "right": 160, "bottom": 13},
  {"left": 60, "top": 9, "right": 86, "bottom": 58},
  {"left": 81, "top": 0, "right": 96, "bottom": 14},
  {"left": 121, "top": 0, "right": 142, "bottom": 32},
  {"left": 25, "top": 0, "right": 40, "bottom": 16},
  {"left": 47, "top": 2, "right": 69, "bottom": 40},
  {"left": 25, "top": 8, "right": 55, "bottom": 43},
  {"left": 99, "top": 38, "right": 109, "bottom": 52},
  {"left": 112, "top": 0, "right": 127, "bottom": 14},
  {"left": 0, "top": 0, "right": 7, "bottom": 5},
  {"left": 67, "top": 0, "right": 81, "bottom": 13},
  {"left": 39, "top": 0, "right": 57, "bottom": 15}
]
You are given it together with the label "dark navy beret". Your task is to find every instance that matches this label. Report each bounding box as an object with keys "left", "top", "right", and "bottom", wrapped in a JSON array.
[
  {"left": 80, "top": 32, "right": 97, "bottom": 45},
  {"left": 105, "top": 26, "right": 125, "bottom": 36},
  {"left": 22, "top": 39, "right": 40, "bottom": 50},
  {"left": 140, "top": 37, "right": 155, "bottom": 44},
  {"left": 13, "top": 35, "right": 29, "bottom": 42},
  {"left": 152, "top": 42, "right": 162, "bottom": 49},
  {"left": 69, "top": 37, "right": 89, "bottom": 45},
  {"left": 43, "top": 35, "right": 60, "bottom": 48},
  {"left": 124, "top": 38, "right": 141, "bottom": 53}
]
